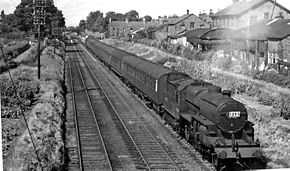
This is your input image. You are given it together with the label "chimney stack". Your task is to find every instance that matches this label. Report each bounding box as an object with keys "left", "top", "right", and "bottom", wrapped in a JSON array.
[{"left": 187, "top": 9, "right": 189, "bottom": 15}]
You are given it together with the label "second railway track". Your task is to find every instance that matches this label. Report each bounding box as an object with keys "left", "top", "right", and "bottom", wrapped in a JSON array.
[{"left": 67, "top": 45, "right": 113, "bottom": 171}]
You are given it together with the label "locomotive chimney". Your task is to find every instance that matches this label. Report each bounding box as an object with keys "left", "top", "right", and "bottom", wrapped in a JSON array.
[{"left": 222, "top": 90, "right": 232, "bottom": 97}]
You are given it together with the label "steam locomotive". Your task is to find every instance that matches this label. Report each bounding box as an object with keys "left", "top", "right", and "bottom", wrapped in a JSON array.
[{"left": 85, "top": 38, "right": 261, "bottom": 169}]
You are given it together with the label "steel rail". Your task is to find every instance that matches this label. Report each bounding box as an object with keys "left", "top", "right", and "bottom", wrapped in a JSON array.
[
  {"left": 70, "top": 44, "right": 113, "bottom": 171},
  {"left": 78, "top": 43, "right": 182, "bottom": 170},
  {"left": 68, "top": 46, "right": 84, "bottom": 171}
]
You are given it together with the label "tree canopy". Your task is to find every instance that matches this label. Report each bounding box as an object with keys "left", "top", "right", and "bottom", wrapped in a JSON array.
[
  {"left": 144, "top": 15, "right": 152, "bottom": 22},
  {"left": 81, "top": 9, "right": 144, "bottom": 33},
  {"left": 125, "top": 10, "right": 139, "bottom": 21},
  {"left": 78, "top": 19, "right": 86, "bottom": 31},
  {"left": 1, "top": 0, "right": 65, "bottom": 35},
  {"left": 86, "top": 11, "right": 105, "bottom": 32}
]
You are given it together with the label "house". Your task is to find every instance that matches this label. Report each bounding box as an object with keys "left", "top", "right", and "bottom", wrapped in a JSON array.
[
  {"left": 168, "top": 30, "right": 188, "bottom": 46},
  {"left": 108, "top": 18, "right": 161, "bottom": 38},
  {"left": 211, "top": 0, "right": 290, "bottom": 29},
  {"left": 167, "top": 10, "right": 210, "bottom": 36},
  {"left": 231, "top": 18, "right": 290, "bottom": 71}
]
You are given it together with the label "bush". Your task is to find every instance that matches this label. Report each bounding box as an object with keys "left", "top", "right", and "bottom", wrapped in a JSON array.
[
  {"left": 253, "top": 70, "right": 290, "bottom": 89},
  {"left": 0, "top": 74, "right": 39, "bottom": 118},
  {"left": 212, "top": 55, "right": 232, "bottom": 70}
]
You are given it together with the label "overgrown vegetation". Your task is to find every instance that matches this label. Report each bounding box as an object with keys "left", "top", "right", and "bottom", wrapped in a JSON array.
[
  {"left": 131, "top": 38, "right": 215, "bottom": 61},
  {"left": 0, "top": 41, "right": 30, "bottom": 73},
  {"left": 2, "top": 46, "right": 65, "bottom": 170},
  {"left": 0, "top": 73, "right": 39, "bottom": 118}
]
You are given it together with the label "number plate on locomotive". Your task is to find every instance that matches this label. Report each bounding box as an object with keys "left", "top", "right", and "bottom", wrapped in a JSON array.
[{"left": 227, "top": 111, "right": 240, "bottom": 118}]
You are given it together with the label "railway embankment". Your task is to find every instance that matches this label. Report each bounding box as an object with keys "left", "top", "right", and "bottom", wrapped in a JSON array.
[
  {"left": 103, "top": 38, "right": 290, "bottom": 169},
  {"left": 1, "top": 45, "right": 65, "bottom": 170}
]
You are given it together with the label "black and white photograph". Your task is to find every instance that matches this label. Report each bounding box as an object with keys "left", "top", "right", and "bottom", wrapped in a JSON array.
[{"left": 1, "top": 0, "right": 290, "bottom": 170}]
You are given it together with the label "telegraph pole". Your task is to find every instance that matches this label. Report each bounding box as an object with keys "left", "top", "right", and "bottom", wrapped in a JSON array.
[{"left": 33, "top": 0, "right": 46, "bottom": 79}]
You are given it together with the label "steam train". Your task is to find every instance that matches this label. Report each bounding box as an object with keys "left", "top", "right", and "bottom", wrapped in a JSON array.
[{"left": 84, "top": 38, "right": 261, "bottom": 169}]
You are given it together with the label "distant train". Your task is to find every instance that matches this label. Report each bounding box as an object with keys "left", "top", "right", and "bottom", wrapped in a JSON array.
[{"left": 84, "top": 38, "right": 261, "bottom": 170}]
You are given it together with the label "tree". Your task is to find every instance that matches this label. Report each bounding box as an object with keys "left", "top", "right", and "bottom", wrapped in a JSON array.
[
  {"left": 79, "top": 19, "right": 86, "bottom": 31},
  {"left": 144, "top": 15, "right": 152, "bottom": 22},
  {"left": 105, "top": 11, "right": 125, "bottom": 22},
  {"left": 125, "top": 10, "right": 139, "bottom": 21},
  {"left": 14, "top": 0, "right": 34, "bottom": 32},
  {"left": 13, "top": 0, "right": 65, "bottom": 33},
  {"left": 86, "top": 11, "right": 106, "bottom": 32}
]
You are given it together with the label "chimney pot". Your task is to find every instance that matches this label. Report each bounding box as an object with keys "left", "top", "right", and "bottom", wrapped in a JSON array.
[{"left": 187, "top": 9, "right": 189, "bottom": 15}]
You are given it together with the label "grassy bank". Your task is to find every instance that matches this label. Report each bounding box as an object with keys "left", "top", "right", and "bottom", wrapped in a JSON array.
[{"left": 2, "top": 45, "right": 65, "bottom": 170}]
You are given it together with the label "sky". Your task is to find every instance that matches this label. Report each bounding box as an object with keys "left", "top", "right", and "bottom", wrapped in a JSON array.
[{"left": 1, "top": 0, "right": 290, "bottom": 26}]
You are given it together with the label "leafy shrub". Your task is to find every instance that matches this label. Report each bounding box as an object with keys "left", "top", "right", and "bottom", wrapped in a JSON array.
[
  {"left": 212, "top": 55, "right": 232, "bottom": 70},
  {"left": 0, "top": 74, "right": 39, "bottom": 118},
  {"left": 253, "top": 70, "right": 290, "bottom": 89}
]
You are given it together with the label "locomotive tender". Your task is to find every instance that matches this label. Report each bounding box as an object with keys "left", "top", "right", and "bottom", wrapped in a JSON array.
[{"left": 85, "top": 38, "right": 261, "bottom": 169}]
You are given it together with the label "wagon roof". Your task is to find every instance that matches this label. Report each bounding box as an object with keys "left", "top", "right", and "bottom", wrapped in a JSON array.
[
  {"left": 111, "top": 48, "right": 137, "bottom": 58},
  {"left": 123, "top": 57, "right": 172, "bottom": 79}
]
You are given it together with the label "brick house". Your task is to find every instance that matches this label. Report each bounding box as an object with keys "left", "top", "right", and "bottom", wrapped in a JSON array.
[
  {"left": 167, "top": 10, "right": 210, "bottom": 36},
  {"left": 108, "top": 18, "right": 161, "bottom": 38},
  {"left": 231, "top": 18, "right": 290, "bottom": 71},
  {"left": 211, "top": 0, "right": 290, "bottom": 29}
]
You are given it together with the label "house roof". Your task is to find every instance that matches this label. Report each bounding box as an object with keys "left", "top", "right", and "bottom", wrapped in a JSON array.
[
  {"left": 168, "top": 29, "right": 187, "bottom": 39},
  {"left": 184, "top": 28, "right": 212, "bottom": 38},
  {"left": 168, "top": 14, "right": 193, "bottom": 25},
  {"left": 201, "top": 28, "right": 234, "bottom": 40},
  {"left": 233, "top": 18, "right": 290, "bottom": 40},
  {"left": 213, "top": 0, "right": 290, "bottom": 17}
]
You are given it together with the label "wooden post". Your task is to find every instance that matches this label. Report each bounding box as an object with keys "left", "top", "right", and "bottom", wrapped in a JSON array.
[
  {"left": 264, "top": 40, "right": 268, "bottom": 69},
  {"left": 255, "top": 40, "right": 259, "bottom": 70},
  {"left": 38, "top": 24, "right": 41, "bottom": 79},
  {"left": 246, "top": 40, "right": 250, "bottom": 62}
]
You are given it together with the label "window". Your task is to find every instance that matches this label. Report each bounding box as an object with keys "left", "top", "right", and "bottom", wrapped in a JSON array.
[
  {"left": 190, "top": 22, "right": 195, "bottom": 29},
  {"left": 264, "top": 12, "right": 269, "bottom": 20},
  {"left": 250, "top": 16, "right": 257, "bottom": 25},
  {"left": 200, "top": 24, "right": 205, "bottom": 28}
]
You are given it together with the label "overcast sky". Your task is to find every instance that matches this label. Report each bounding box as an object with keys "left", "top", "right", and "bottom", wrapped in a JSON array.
[{"left": 1, "top": 0, "right": 290, "bottom": 26}]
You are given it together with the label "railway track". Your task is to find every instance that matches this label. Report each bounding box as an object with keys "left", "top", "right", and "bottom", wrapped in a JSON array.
[
  {"left": 72, "top": 44, "right": 186, "bottom": 170},
  {"left": 77, "top": 42, "right": 215, "bottom": 171},
  {"left": 67, "top": 45, "right": 113, "bottom": 171}
]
